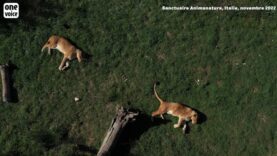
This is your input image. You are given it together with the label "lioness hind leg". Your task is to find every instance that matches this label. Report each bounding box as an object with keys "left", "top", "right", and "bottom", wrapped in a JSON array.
[
  {"left": 76, "top": 49, "right": 82, "bottom": 62},
  {"left": 152, "top": 109, "right": 165, "bottom": 119}
]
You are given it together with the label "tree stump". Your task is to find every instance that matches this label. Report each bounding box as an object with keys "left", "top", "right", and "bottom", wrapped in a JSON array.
[
  {"left": 0, "top": 64, "right": 11, "bottom": 102},
  {"left": 97, "top": 107, "right": 139, "bottom": 156}
]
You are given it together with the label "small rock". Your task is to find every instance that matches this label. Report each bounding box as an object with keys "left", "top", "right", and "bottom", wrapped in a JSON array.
[
  {"left": 74, "top": 97, "right": 80, "bottom": 102},
  {"left": 195, "top": 79, "right": 200, "bottom": 85}
]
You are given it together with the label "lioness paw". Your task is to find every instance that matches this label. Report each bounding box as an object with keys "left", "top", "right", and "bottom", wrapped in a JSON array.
[{"left": 174, "top": 124, "right": 180, "bottom": 128}]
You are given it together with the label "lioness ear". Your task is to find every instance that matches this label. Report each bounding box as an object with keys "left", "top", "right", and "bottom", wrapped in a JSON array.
[{"left": 54, "top": 38, "right": 58, "bottom": 45}]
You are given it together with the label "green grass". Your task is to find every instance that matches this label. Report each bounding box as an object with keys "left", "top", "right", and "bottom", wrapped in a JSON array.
[{"left": 0, "top": 0, "right": 276, "bottom": 155}]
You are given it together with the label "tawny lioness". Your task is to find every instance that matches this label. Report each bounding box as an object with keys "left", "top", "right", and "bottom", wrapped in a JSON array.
[
  {"left": 41, "top": 35, "right": 83, "bottom": 71},
  {"left": 152, "top": 83, "right": 198, "bottom": 130}
]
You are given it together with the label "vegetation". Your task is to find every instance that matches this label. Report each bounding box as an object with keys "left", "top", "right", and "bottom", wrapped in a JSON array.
[{"left": 0, "top": 0, "right": 276, "bottom": 155}]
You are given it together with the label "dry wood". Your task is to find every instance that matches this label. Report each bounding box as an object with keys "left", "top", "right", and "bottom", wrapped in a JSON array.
[
  {"left": 97, "top": 107, "right": 139, "bottom": 156},
  {"left": 0, "top": 64, "right": 11, "bottom": 102}
]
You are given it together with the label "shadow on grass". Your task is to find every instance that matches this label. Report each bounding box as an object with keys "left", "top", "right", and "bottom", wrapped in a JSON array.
[
  {"left": 19, "top": 0, "right": 61, "bottom": 25},
  {"left": 0, "top": 0, "right": 62, "bottom": 34},
  {"left": 31, "top": 126, "right": 98, "bottom": 155},
  {"left": 194, "top": 108, "right": 207, "bottom": 124},
  {"left": 112, "top": 109, "right": 171, "bottom": 156},
  {"left": 0, "top": 61, "right": 19, "bottom": 103},
  {"left": 76, "top": 144, "right": 97, "bottom": 155},
  {"left": 7, "top": 62, "right": 19, "bottom": 103}
]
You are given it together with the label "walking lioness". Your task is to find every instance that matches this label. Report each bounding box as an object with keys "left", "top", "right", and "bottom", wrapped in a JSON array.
[{"left": 152, "top": 83, "right": 198, "bottom": 131}]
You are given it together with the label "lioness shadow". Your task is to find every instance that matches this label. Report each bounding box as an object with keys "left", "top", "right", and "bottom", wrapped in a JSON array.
[
  {"left": 194, "top": 108, "right": 207, "bottom": 124},
  {"left": 112, "top": 110, "right": 171, "bottom": 156}
]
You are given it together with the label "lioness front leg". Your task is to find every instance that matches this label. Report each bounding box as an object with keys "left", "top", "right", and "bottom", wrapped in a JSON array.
[
  {"left": 59, "top": 56, "right": 68, "bottom": 71},
  {"left": 174, "top": 117, "right": 184, "bottom": 128},
  {"left": 48, "top": 48, "right": 51, "bottom": 55}
]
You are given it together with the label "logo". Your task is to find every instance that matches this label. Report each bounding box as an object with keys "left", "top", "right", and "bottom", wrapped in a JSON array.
[{"left": 3, "top": 3, "right": 19, "bottom": 19}]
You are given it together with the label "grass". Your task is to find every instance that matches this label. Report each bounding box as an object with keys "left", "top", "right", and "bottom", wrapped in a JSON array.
[{"left": 0, "top": 0, "right": 276, "bottom": 155}]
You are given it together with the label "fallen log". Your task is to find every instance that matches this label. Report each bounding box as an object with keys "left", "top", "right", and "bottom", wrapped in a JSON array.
[
  {"left": 0, "top": 64, "right": 11, "bottom": 102},
  {"left": 97, "top": 107, "right": 139, "bottom": 156}
]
